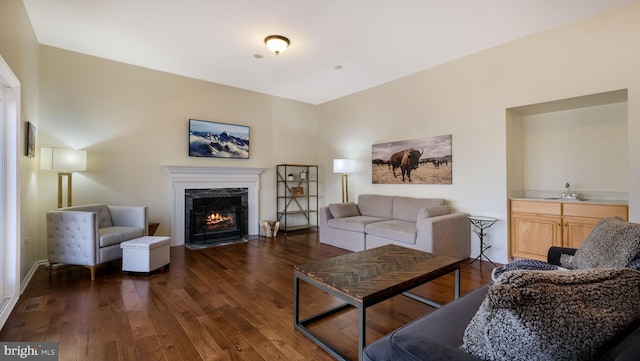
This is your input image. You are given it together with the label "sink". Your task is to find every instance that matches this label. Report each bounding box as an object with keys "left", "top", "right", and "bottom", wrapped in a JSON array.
[{"left": 544, "top": 197, "right": 588, "bottom": 201}]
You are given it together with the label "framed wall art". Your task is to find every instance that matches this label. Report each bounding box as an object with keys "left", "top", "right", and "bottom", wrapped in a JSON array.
[
  {"left": 25, "top": 121, "right": 36, "bottom": 158},
  {"left": 372, "top": 134, "right": 452, "bottom": 184},
  {"left": 188, "top": 119, "right": 250, "bottom": 159}
]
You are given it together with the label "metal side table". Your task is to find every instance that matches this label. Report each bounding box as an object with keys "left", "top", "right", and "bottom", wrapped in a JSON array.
[{"left": 468, "top": 216, "right": 497, "bottom": 266}]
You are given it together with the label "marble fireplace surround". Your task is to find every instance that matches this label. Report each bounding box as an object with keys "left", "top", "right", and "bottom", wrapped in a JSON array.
[{"left": 165, "top": 166, "right": 264, "bottom": 246}]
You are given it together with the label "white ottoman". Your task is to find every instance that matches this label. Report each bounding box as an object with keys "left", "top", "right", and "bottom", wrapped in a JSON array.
[{"left": 121, "top": 236, "right": 171, "bottom": 274}]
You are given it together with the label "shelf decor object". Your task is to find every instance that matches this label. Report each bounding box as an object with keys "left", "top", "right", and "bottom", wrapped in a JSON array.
[
  {"left": 40, "top": 147, "right": 87, "bottom": 208},
  {"left": 276, "top": 164, "right": 318, "bottom": 233},
  {"left": 333, "top": 159, "right": 355, "bottom": 203}
]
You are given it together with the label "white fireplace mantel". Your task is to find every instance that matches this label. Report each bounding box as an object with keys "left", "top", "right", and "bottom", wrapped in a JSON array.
[{"left": 165, "top": 165, "right": 264, "bottom": 246}]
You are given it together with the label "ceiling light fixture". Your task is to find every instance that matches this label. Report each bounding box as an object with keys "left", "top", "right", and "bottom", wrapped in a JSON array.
[{"left": 264, "top": 35, "right": 290, "bottom": 55}]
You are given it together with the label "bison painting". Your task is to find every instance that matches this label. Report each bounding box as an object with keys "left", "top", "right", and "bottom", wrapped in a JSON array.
[
  {"left": 372, "top": 134, "right": 452, "bottom": 184},
  {"left": 388, "top": 148, "right": 423, "bottom": 182}
]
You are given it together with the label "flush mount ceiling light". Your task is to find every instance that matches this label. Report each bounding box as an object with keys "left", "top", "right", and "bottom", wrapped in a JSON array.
[{"left": 264, "top": 35, "right": 290, "bottom": 55}]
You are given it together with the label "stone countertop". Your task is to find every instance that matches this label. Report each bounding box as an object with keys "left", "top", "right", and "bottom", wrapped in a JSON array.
[{"left": 510, "top": 197, "right": 628, "bottom": 206}]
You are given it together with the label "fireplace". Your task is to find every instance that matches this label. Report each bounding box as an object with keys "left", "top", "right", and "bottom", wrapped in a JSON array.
[
  {"left": 165, "top": 166, "right": 264, "bottom": 246},
  {"left": 185, "top": 188, "right": 248, "bottom": 245}
]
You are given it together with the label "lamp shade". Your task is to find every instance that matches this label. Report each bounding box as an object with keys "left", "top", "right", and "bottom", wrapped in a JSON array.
[
  {"left": 40, "top": 148, "right": 87, "bottom": 171},
  {"left": 333, "top": 159, "right": 355, "bottom": 174}
]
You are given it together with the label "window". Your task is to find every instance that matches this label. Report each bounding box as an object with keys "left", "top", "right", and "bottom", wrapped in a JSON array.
[{"left": 0, "top": 54, "right": 21, "bottom": 328}]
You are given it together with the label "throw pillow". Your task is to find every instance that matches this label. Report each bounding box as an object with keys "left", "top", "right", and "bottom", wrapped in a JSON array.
[
  {"left": 393, "top": 196, "right": 445, "bottom": 222},
  {"left": 564, "top": 217, "right": 640, "bottom": 269},
  {"left": 461, "top": 268, "right": 640, "bottom": 361},
  {"left": 417, "top": 206, "right": 451, "bottom": 219},
  {"left": 328, "top": 202, "right": 360, "bottom": 219}
]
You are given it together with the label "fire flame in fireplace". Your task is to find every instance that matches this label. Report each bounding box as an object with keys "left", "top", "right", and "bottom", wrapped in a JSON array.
[{"left": 206, "top": 212, "right": 234, "bottom": 227}]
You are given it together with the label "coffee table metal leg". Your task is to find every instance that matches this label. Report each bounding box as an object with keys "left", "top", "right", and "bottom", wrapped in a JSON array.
[
  {"left": 403, "top": 266, "right": 462, "bottom": 307},
  {"left": 294, "top": 273, "right": 353, "bottom": 361},
  {"left": 454, "top": 268, "right": 460, "bottom": 299},
  {"left": 358, "top": 305, "right": 366, "bottom": 361},
  {"left": 294, "top": 274, "right": 300, "bottom": 325}
]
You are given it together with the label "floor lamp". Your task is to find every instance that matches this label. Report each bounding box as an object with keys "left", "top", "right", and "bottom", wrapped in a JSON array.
[
  {"left": 333, "top": 159, "right": 355, "bottom": 203},
  {"left": 41, "top": 148, "right": 87, "bottom": 208}
]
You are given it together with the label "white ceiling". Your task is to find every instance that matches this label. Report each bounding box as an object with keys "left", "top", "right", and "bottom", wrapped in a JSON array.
[{"left": 23, "top": 0, "right": 633, "bottom": 105}]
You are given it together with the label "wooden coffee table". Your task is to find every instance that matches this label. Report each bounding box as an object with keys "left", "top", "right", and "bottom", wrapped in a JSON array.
[{"left": 294, "top": 244, "right": 465, "bottom": 361}]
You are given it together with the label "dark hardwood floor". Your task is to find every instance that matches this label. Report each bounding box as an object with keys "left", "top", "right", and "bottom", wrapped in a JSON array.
[{"left": 0, "top": 231, "right": 496, "bottom": 361}]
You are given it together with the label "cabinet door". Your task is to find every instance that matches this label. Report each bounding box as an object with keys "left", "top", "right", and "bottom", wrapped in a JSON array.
[
  {"left": 510, "top": 213, "right": 562, "bottom": 261},
  {"left": 563, "top": 217, "right": 599, "bottom": 249}
]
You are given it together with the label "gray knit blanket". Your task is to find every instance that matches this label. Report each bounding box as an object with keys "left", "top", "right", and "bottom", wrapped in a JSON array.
[
  {"left": 462, "top": 268, "right": 640, "bottom": 361},
  {"left": 491, "top": 259, "right": 560, "bottom": 282}
]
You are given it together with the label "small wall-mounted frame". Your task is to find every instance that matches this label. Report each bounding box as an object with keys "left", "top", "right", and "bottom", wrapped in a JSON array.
[
  {"left": 25, "top": 121, "right": 36, "bottom": 157},
  {"left": 189, "top": 119, "right": 250, "bottom": 159}
]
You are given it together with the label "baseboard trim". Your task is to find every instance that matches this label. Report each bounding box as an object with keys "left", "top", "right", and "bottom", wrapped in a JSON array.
[
  {"left": 21, "top": 259, "right": 48, "bottom": 295},
  {"left": 1, "top": 259, "right": 48, "bottom": 329}
]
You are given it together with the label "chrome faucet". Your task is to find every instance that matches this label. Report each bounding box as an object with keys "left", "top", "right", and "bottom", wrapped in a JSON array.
[{"left": 565, "top": 182, "right": 571, "bottom": 196}]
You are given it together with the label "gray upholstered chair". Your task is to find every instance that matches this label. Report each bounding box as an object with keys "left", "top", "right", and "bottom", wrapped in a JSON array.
[{"left": 46, "top": 204, "right": 148, "bottom": 280}]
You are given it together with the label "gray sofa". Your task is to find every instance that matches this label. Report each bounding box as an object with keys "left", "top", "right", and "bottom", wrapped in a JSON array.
[
  {"left": 319, "top": 194, "right": 470, "bottom": 260},
  {"left": 47, "top": 204, "right": 148, "bottom": 280},
  {"left": 363, "top": 246, "right": 640, "bottom": 361}
]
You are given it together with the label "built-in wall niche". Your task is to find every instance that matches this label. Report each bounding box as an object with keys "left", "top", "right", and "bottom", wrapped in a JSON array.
[{"left": 506, "top": 89, "right": 628, "bottom": 201}]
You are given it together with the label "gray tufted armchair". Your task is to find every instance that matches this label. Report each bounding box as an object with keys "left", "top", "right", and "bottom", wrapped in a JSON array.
[{"left": 46, "top": 204, "right": 148, "bottom": 280}]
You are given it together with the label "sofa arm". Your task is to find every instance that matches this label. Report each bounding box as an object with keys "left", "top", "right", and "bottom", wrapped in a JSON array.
[
  {"left": 417, "top": 212, "right": 471, "bottom": 260},
  {"left": 46, "top": 210, "right": 100, "bottom": 265},
  {"left": 319, "top": 206, "right": 333, "bottom": 227},
  {"left": 109, "top": 206, "right": 148, "bottom": 235}
]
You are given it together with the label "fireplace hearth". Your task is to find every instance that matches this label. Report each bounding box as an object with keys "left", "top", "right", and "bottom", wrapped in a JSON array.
[{"left": 185, "top": 188, "right": 248, "bottom": 245}]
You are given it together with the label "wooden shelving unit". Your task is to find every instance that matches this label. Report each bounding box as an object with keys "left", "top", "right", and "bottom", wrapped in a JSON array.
[{"left": 276, "top": 164, "right": 318, "bottom": 233}]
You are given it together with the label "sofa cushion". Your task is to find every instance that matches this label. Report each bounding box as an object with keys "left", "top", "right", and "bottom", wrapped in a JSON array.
[
  {"left": 358, "top": 194, "right": 394, "bottom": 219},
  {"left": 327, "top": 216, "right": 388, "bottom": 233},
  {"left": 562, "top": 217, "right": 640, "bottom": 269},
  {"left": 365, "top": 220, "right": 416, "bottom": 245},
  {"left": 328, "top": 202, "right": 360, "bottom": 218},
  {"left": 461, "top": 268, "right": 640, "bottom": 361},
  {"left": 99, "top": 226, "right": 144, "bottom": 247},
  {"left": 393, "top": 196, "right": 445, "bottom": 222},
  {"left": 417, "top": 206, "right": 452, "bottom": 220}
]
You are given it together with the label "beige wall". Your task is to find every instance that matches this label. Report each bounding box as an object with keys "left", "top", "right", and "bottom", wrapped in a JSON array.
[
  {"left": 317, "top": 1, "right": 640, "bottom": 263},
  {"left": 0, "top": 0, "right": 40, "bottom": 280},
  {"left": 37, "top": 46, "right": 318, "bottom": 248},
  {"left": 521, "top": 102, "right": 627, "bottom": 198}
]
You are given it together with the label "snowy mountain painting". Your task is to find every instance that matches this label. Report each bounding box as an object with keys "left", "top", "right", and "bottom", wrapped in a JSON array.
[{"left": 189, "top": 119, "right": 250, "bottom": 159}]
